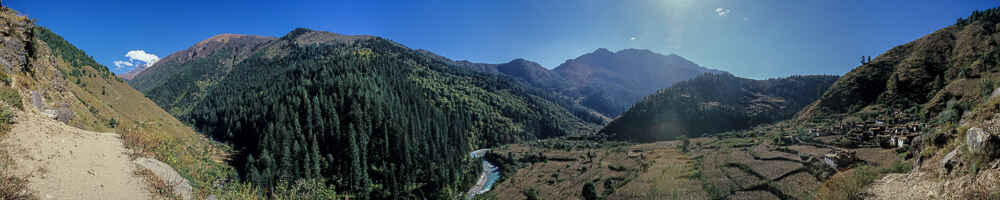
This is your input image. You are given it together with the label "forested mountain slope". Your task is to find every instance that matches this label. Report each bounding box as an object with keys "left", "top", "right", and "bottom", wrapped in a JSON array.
[
  {"left": 131, "top": 28, "right": 599, "bottom": 198},
  {"left": 602, "top": 73, "right": 837, "bottom": 141},
  {"left": 417, "top": 50, "right": 610, "bottom": 123}
]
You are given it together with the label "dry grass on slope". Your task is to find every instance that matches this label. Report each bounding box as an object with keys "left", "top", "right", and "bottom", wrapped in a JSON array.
[
  {"left": 18, "top": 18, "right": 233, "bottom": 198},
  {"left": 0, "top": 120, "right": 35, "bottom": 200},
  {"left": 0, "top": 73, "right": 35, "bottom": 200}
]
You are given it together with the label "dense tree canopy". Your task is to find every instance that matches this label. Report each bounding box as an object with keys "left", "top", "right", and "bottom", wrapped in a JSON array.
[{"left": 144, "top": 29, "right": 600, "bottom": 198}]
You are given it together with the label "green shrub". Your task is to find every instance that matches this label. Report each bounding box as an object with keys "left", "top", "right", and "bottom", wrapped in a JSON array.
[
  {"left": 935, "top": 99, "right": 963, "bottom": 124},
  {"left": 816, "top": 166, "right": 880, "bottom": 200},
  {"left": 880, "top": 160, "right": 913, "bottom": 174},
  {"left": 0, "top": 108, "right": 12, "bottom": 133},
  {"left": 0, "top": 71, "right": 10, "bottom": 86},
  {"left": 268, "top": 179, "right": 339, "bottom": 200},
  {"left": 217, "top": 179, "right": 340, "bottom": 200},
  {"left": 982, "top": 78, "right": 996, "bottom": 97},
  {"left": 0, "top": 88, "right": 21, "bottom": 109},
  {"left": 582, "top": 182, "right": 599, "bottom": 200},
  {"left": 107, "top": 118, "right": 118, "bottom": 128},
  {"left": 816, "top": 161, "right": 913, "bottom": 200},
  {"left": 523, "top": 188, "right": 540, "bottom": 200}
]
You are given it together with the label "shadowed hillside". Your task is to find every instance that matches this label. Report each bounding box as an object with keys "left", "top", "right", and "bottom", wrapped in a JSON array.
[{"left": 602, "top": 73, "right": 837, "bottom": 142}]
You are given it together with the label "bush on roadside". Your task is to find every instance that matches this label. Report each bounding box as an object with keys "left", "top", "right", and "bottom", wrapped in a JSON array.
[
  {"left": 815, "top": 161, "right": 913, "bottom": 200},
  {"left": 0, "top": 88, "right": 21, "bottom": 110}
]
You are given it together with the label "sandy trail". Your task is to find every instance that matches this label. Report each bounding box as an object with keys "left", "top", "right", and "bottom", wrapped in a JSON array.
[
  {"left": 866, "top": 173, "right": 942, "bottom": 200},
  {"left": 2, "top": 112, "right": 149, "bottom": 200}
]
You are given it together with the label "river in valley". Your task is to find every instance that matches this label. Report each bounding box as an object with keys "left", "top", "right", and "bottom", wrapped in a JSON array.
[{"left": 465, "top": 149, "right": 500, "bottom": 200}]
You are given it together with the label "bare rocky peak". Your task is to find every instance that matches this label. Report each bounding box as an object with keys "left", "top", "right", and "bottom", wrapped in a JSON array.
[
  {"left": 131, "top": 33, "right": 275, "bottom": 79},
  {"left": 171, "top": 33, "right": 276, "bottom": 64},
  {"left": 285, "top": 28, "right": 375, "bottom": 46},
  {"left": 117, "top": 65, "right": 145, "bottom": 80},
  {"left": 194, "top": 33, "right": 274, "bottom": 47}
]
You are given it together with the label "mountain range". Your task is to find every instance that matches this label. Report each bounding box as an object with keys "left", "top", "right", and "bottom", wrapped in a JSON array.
[
  {"left": 9, "top": 4, "right": 1000, "bottom": 200},
  {"left": 419, "top": 48, "right": 726, "bottom": 119}
]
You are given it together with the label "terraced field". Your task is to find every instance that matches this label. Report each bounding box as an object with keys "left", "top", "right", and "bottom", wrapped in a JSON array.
[
  {"left": 480, "top": 132, "right": 904, "bottom": 200},
  {"left": 689, "top": 136, "right": 902, "bottom": 200},
  {"left": 481, "top": 139, "right": 706, "bottom": 200}
]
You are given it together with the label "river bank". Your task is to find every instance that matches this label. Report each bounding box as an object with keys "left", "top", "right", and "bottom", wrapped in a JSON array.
[{"left": 465, "top": 149, "right": 500, "bottom": 200}]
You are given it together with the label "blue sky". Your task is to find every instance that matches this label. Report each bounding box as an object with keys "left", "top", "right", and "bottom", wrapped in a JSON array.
[{"left": 9, "top": 0, "right": 999, "bottom": 79}]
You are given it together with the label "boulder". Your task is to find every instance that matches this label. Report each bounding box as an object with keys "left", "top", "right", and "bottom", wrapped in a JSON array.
[
  {"left": 823, "top": 150, "right": 858, "bottom": 170},
  {"left": 966, "top": 127, "right": 997, "bottom": 156},
  {"left": 941, "top": 148, "right": 962, "bottom": 175},
  {"left": 911, "top": 135, "right": 924, "bottom": 151},
  {"left": 40, "top": 109, "right": 57, "bottom": 119},
  {"left": 134, "top": 157, "right": 193, "bottom": 200}
]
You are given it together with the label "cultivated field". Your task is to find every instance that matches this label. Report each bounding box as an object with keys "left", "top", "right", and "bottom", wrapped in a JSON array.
[{"left": 480, "top": 131, "right": 904, "bottom": 200}]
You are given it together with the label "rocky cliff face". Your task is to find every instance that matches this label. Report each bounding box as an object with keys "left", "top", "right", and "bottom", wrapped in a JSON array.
[{"left": 0, "top": 10, "right": 34, "bottom": 74}]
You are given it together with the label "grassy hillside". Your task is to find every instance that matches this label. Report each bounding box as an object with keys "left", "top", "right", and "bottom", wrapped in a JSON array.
[
  {"left": 0, "top": 8, "right": 231, "bottom": 198},
  {"left": 797, "top": 7, "right": 1000, "bottom": 122},
  {"left": 601, "top": 73, "right": 837, "bottom": 142}
]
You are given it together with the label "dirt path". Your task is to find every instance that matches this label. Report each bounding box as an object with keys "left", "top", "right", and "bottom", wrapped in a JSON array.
[
  {"left": 866, "top": 170, "right": 1000, "bottom": 200},
  {"left": 2, "top": 111, "right": 149, "bottom": 199},
  {"left": 866, "top": 172, "right": 943, "bottom": 200}
]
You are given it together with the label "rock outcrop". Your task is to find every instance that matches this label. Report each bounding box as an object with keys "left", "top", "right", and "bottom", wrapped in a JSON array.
[
  {"left": 966, "top": 127, "right": 997, "bottom": 157},
  {"left": 941, "top": 148, "right": 962, "bottom": 175},
  {"left": 134, "top": 157, "right": 193, "bottom": 200}
]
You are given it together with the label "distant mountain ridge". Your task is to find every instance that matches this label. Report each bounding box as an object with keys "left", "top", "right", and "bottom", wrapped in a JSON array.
[
  {"left": 117, "top": 65, "right": 146, "bottom": 80},
  {"left": 424, "top": 48, "right": 726, "bottom": 118},
  {"left": 601, "top": 73, "right": 838, "bottom": 142},
  {"left": 126, "top": 34, "right": 275, "bottom": 116},
  {"left": 553, "top": 48, "right": 726, "bottom": 116}
]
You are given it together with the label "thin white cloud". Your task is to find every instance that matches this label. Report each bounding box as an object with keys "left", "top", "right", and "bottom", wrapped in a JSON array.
[
  {"left": 113, "top": 60, "right": 134, "bottom": 69},
  {"left": 125, "top": 50, "right": 160, "bottom": 67},
  {"left": 743, "top": 17, "right": 750, "bottom": 21},
  {"left": 715, "top": 8, "right": 731, "bottom": 16},
  {"left": 629, "top": 36, "right": 637, "bottom": 41}
]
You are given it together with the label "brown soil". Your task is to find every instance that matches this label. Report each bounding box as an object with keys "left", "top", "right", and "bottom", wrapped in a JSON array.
[{"left": 2, "top": 111, "right": 149, "bottom": 199}]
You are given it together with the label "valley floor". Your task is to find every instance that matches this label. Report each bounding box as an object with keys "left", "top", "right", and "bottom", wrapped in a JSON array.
[
  {"left": 481, "top": 130, "right": 907, "bottom": 200},
  {"left": 1, "top": 111, "right": 150, "bottom": 199}
]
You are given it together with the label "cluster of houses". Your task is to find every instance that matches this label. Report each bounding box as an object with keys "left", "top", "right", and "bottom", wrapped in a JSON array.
[
  {"left": 809, "top": 112, "right": 925, "bottom": 170},
  {"left": 808, "top": 112, "right": 924, "bottom": 149}
]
